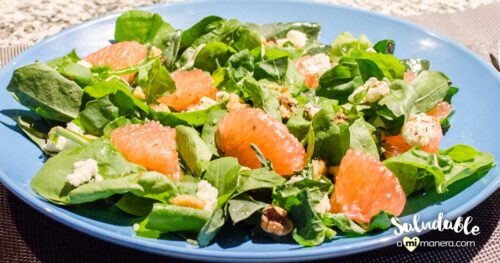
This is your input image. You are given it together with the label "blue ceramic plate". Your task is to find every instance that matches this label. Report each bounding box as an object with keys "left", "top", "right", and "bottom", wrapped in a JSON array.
[{"left": 0, "top": 0, "right": 499, "bottom": 261}]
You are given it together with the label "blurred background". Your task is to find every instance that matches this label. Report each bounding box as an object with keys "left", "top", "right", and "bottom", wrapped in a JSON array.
[{"left": 1, "top": 0, "right": 499, "bottom": 46}]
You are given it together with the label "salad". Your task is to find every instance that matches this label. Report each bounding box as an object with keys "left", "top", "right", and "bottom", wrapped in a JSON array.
[{"left": 6, "top": 10, "right": 495, "bottom": 247}]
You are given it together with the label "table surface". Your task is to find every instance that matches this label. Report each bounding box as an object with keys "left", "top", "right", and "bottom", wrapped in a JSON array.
[{"left": 1, "top": 2, "right": 499, "bottom": 262}]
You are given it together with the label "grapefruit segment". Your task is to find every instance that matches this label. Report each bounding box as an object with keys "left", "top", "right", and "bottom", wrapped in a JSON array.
[
  {"left": 427, "top": 101, "right": 452, "bottom": 121},
  {"left": 215, "top": 108, "right": 306, "bottom": 175},
  {"left": 158, "top": 69, "right": 218, "bottom": 111},
  {"left": 110, "top": 121, "right": 180, "bottom": 179},
  {"left": 330, "top": 149, "right": 406, "bottom": 222},
  {"left": 84, "top": 41, "right": 154, "bottom": 83}
]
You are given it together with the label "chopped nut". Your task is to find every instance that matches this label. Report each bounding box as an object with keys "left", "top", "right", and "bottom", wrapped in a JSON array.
[
  {"left": 278, "top": 93, "right": 298, "bottom": 119},
  {"left": 261, "top": 206, "right": 294, "bottom": 236},
  {"left": 304, "top": 103, "right": 320, "bottom": 119},
  {"left": 170, "top": 194, "right": 205, "bottom": 210},
  {"left": 132, "top": 86, "right": 146, "bottom": 100},
  {"left": 150, "top": 103, "right": 170, "bottom": 112},
  {"left": 312, "top": 159, "right": 327, "bottom": 179},
  {"left": 334, "top": 111, "right": 348, "bottom": 124}
]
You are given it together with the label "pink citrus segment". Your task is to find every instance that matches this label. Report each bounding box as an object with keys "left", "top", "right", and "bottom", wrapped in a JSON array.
[
  {"left": 403, "top": 71, "right": 416, "bottom": 83},
  {"left": 157, "top": 69, "right": 218, "bottom": 111},
  {"left": 330, "top": 149, "right": 406, "bottom": 222},
  {"left": 215, "top": 108, "right": 306, "bottom": 176},
  {"left": 110, "top": 121, "right": 180, "bottom": 179},
  {"left": 84, "top": 41, "right": 152, "bottom": 83},
  {"left": 427, "top": 101, "right": 452, "bottom": 121}
]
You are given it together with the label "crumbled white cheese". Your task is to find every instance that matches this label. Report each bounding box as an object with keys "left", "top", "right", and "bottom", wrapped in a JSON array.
[
  {"left": 276, "top": 30, "right": 308, "bottom": 49},
  {"left": 77, "top": 59, "right": 92, "bottom": 68},
  {"left": 304, "top": 103, "right": 320, "bottom": 119},
  {"left": 196, "top": 180, "right": 218, "bottom": 211},
  {"left": 366, "top": 47, "right": 377, "bottom": 53},
  {"left": 315, "top": 194, "right": 331, "bottom": 214},
  {"left": 297, "top": 53, "right": 332, "bottom": 77},
  {"left": 186, "top": 96, "right": 217, "bottom": 112},
  {"left": 66, "top": 159, "right": 103, "bottom": 187},
  {"left": 402, "top": 113, "right": 437, "bottom": 147},
  {"left": 45, "top": 129, "right": 73, "bottom": 152},
  {"left": 348, "top": 77, "right": 390, "bottom": 103},
  {"left": 132, "top": 86, "right": 146, "bottom": 100},
  {"left": 45, "top": 131, "right": 71, "bottom": 152}
]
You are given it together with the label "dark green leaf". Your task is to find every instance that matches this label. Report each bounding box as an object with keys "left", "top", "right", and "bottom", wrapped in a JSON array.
[
  {"left": 114, "top": 10, "right": 174, "bottom": 50},
  {"left": 175, "top": 125, "right": 213, "bottom": 176},
  {"left": 197, "top": 208, "right": 226, "bottom": 247},
  {"left": 7, "top": 62, "right": 83, "bottom": 122}
]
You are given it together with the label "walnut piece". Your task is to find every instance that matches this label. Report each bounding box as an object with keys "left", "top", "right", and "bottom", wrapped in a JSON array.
[
  {"left": 170, "top": 194, "right": 205, "bottom": 210},
  {"left": 261, "top": 205, "right": 294, "bottom": 236}
]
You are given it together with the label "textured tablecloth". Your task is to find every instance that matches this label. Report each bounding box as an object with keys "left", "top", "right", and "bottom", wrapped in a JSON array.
[{"left": 1, "top": 2, "right": 499, "bottom": 263}]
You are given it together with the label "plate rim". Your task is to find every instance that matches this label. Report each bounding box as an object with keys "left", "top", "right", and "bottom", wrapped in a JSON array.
[{"left": 0, "top": 0, "right": 499, "bottom": 261}]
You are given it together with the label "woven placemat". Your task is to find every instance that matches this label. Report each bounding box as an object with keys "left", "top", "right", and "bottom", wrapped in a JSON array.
[{"left": 1, "top": 3, "right": 499, "bottom": 263}]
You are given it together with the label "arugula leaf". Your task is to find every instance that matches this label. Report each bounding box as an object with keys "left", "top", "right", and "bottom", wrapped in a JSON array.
[
  {"left": 384, "top": 145, "right": 495, "bottom": 195},
  {"left": 263, "top": 45, "right": 303, "bottom": 60},
  {"left": 197, "top": 208, "right": 226, "bottom": 247},
  {"left": 312, "top": 108, "right": 350, "bottom": 165},
  {"left": 151, "top": 103, "right": 225, "bottom": 127},
  {"left": 135, "top": 58, "right": 176, "bottom": 103},
  {"left": 286, "top": 108, "right": 311, "bottom": 141},
  {"left": 7, "top": 62, "right": 83, "bottom": 122},
  {"left": 330, "top": 32, "right": 372, "bottom": 62},
  {"left": 254, "top": 57, "right": 305, "bottom": 96},
  {"left": 322, "top": 211, "right": 393, "bottom": 235},
  {"left": 47, "top": 49, "right": 80, "bottom": 68},
  {"left": 254, "top": 57, "right": 288, "bottom": 82},
  {"left": 201, "top": 109, "right": 227, "bottom": 155},
  {"left": 179, "top": 16, "right": 224, "bottom": 50},
  {"left": 115, "top": 193, "right": 156, "bottom": 216},
  {"left": 83, "top": 77, "right": 131, "bottom": 99},
  {"left": 114, "top": 10, "right": 174, "bottom": 50},
  {"left": 203, "top": 157, "right": 241, "bottom": 206},
  {"left": 316, "top": 60, "right": 363, "bottom": 103},
  {"left": 16, "top": 115, "right": 50, "bottom": 154},
  {"left": 162, "top": 30, "right": 182, "bottom": 71},
  {"left": 67, "top": 175, "right": 142, "bottom": 204},
  {"left": 194, "top": 41, "right": 236, "bottom": 73},
  {"left": 242, "top": 76, "right": 281, "bottom": 121},
  {"left": 137, "top": 204, "right": 211, "bottom": 235},
  {"left": 376, "top": 80, "right": 418, "bottom": 129},
  {"left": 228, "top": 195, "right": 267, "bottom": 224},
  {"left": 75, "top": 91, "right": 136, "bottom": 136},
  {"left": 47, "top": 51, "right": 93, "bottom": 87},
  {"left": 411, "top": 71, "right": 450, "bottom": 113},
  {"left": 175, "top": 125, "right": 213, "bottom": 176},
  {"left": 131, "top": 172, "right": 179, "bottom": 204},
  {"left": 273, "top": 178, "right": 332, "bottom": 209},
  {"left": 353, "top": 51, "right": 406, "bottom": 80},
  {"left": 348, "top": 118, "right": 379, "bottom": 159},
  {"left": 373, "top": 39, "right": 395, "bottom": 54},
  {"left": 31, "top": 139, "right": 143, "bottom": 204},
  {"left": 236, "top": 168, "right": 286, "bottom": 194},
  {"left": 286, "top": 191, "right": 335, "bottom": 246}
]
